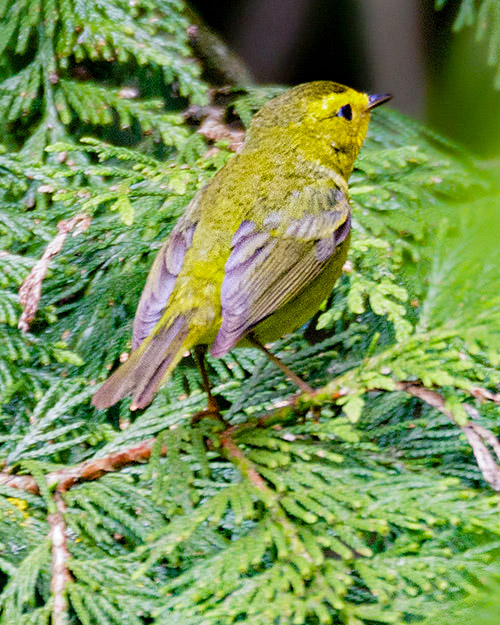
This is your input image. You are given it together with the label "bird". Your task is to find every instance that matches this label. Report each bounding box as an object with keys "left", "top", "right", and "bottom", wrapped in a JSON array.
[{"left": 92, "top": 81, "right": 391, "bottom": 411}]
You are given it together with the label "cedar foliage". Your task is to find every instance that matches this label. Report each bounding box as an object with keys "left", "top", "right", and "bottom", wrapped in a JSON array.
[
  {"left": 1, "top": 1, "right": 500, "bottom": 624},
  {"left": 436, "top": 0, "right": 500, "bottom": 88}
]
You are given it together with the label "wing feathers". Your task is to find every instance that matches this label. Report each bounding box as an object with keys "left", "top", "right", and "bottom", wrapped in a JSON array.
[
  {"left": 130, "top": 316, "right": 190, "bottom": 409},
  {"left": 210, "top": 187, "right": 351, "bottom": 358},
  {"left": 132, "top": 222, "right": 196, "bottom": 350}
]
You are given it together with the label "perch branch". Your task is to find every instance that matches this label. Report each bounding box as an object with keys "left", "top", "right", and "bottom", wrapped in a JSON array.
[{"left": 1, "top": 376, "right": 499, "bottom": 498}]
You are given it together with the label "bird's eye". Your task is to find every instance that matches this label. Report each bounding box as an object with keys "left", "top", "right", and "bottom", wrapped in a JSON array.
[{"left": 336, "top": 104, "right": 352, "bottom": 121}]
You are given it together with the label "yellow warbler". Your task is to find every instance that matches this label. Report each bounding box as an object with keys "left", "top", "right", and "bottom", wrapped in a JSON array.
[{"left": 93, "top": 82, "right": 391, "bottom": 410}]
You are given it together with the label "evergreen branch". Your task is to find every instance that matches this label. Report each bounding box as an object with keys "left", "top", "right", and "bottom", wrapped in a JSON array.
[
  {"left": 219, "top": 426, "right": 314, "bottom": 563},
  {"left": 399, "top": 383, "right": 500, "bottom": 491},
  {"left": 18, "top": 212, "right": 91, "bottom": 333},
  {"left": 219, "top": 426, "right": 270, "bottom": 492},
  {"left": 0, "top": 0, "right": 208, "bottom": 155},
  {"left": 48, "top": 493, "right": 72, "bottom": 625},
  {"left": 0, "top": 437, "right": 164, "bottom": 494},
  {"left": 2, "top": 373, "right": 499, "bottom": 497}
]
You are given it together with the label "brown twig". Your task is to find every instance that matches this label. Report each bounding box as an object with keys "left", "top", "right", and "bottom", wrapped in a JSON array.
[
  {"left": 219, "top": 426, "right": 269, "bottom": 491},
  {"left": 247, "top": 333, "right": 316, "bottom": 395},
  {"left": 398, "top": 382, "right": 500, "bottom": 491},
  {"left": 468, "top": 423, "right": 500, "bottom": 464},
  {"left": 18, "top": 212, "right": 91, "bottom": 333},
  {"left": 397, "top": 383, "right": 453, "bottom": 415},
  {"left": 0, "top": 438, "right": 162, "bottom": 494},
  {"left": 469, "top": 386, "right": 500, "bottom": 404},
  {"left": 460, "top": 426, "right": 500, "bottom": 491},
  {"left": 219, "top": 425, "right": 313, "bottom": 562},
  {"left": 48, "top": 493, "right": 72, "bottom": 625},
  {"left": 0, "top": 472, "right": 39, "bottom": 494}
]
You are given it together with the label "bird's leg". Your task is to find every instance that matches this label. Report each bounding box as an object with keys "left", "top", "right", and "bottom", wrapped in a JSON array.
[
  {"left": 247, "top": 334, "right": 321, "bottom": 421},
  {"left": 194, "top": 345, "right": 218, "bottom": 412},
  {"left": 246, "top": 333, "right": 316, "bottom": 395},
  {"left": 191, "top": 345, "right": 226, "bottom": 425}
]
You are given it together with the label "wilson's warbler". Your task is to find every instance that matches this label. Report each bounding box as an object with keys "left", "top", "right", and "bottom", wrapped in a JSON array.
[{"left": 92, "top": 82, "right": 391, "bottom": 410}]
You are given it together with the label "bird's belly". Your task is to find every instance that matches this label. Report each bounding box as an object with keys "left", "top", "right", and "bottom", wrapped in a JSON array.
[{"left": 237, "top": 235, "right": 350, "bottom": 347}]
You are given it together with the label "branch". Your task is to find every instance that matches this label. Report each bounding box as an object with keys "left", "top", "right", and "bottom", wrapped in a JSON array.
[
  {"left": 467, "top": 422, "right": 500, "bottom": 464},
  {"left": 0, "top": 438, "right": 163, "bottom": 494},
  {"left": 219, "top": 425, "right": 313, "bottom": 563},
  {"left": 399, "top": 383, "right": 500, "bottom": 491},
  {"left": 460, "top": 425, "right": 500, "bottom": 491},
  {"left": 1, "top": 375, "right": 498, "bottom": 500},
  {"left": 219, "top": 426, "right": 270, "bottom": 492},
  {"left": 469, "top": 386, "right": 500, "bottom": 404},
  {"left": 184, "top": 7, "right": 254, "bottom": 87},
  {"left": 48, "top": 493, "right": 72, "bottom": 625},
  {"left": 18, "top": 212, "right": 91, "bottom": 332}
]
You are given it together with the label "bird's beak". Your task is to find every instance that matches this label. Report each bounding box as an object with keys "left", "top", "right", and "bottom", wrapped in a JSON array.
[{"left": 366, "top": 93, "right": 392, "bottom": 110}]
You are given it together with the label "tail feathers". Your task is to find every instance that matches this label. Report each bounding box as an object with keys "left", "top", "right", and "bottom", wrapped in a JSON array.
[{"left": 92, "top": 315, "right": 192, "bottom": 410}]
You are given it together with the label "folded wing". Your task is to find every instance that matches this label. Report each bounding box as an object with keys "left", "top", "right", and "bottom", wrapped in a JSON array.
[
  {"left": 210, "top": 185, "right": 351, "bottom": 357},
  {"left": 132, "top": 193, "right": 201, "bottom": 350}
]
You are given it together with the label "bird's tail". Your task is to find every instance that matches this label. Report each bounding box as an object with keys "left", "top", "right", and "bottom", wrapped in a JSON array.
[{"left": 92, "top": 312, "right": 201, "bottom": 410}]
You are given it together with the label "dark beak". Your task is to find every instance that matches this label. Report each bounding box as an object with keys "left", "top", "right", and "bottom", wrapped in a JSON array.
[{"left": 366, "top": 93, "right": 392, "bottom": 110}]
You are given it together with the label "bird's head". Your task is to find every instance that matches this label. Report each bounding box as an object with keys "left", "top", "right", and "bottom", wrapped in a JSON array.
[{"left": 247, "top": 81, "right": 392, "bottom": 178}]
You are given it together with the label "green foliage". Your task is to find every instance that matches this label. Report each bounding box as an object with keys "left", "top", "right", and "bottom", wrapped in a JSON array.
[
  {"left": 2, "top": 98, "right": 500, "bottom": 623},
  {"left": 436, "top": 0, "right": 500, "bottom": 88},
  {"left": 0, "top": 0, "right": 207, "bottom": 158},
  {"left": 1, "top": 1, "right": 500, "bottom": 624},
  {"left": 421, "top": 580, "right": 500, "bottom": 625}
]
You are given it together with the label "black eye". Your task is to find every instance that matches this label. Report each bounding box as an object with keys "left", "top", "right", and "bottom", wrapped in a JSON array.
[{"left": 337, "top": 104, "right": 352, "bottom": 121}]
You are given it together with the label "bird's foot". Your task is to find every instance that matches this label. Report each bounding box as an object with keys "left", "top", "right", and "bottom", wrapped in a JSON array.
[{"left": 190, "top": 396, "right": 228, "bottom": 427}]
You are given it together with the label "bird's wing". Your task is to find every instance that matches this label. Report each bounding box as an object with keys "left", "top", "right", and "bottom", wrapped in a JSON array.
[
  {"left": 210, "top": 185, "right": 350, "bottom": 357},
  {"left": 93, "top": 192, "right": 204, "bottom": 410},
  {"left": 132, "top": 192, "right": 202, "bottom": 350}
]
